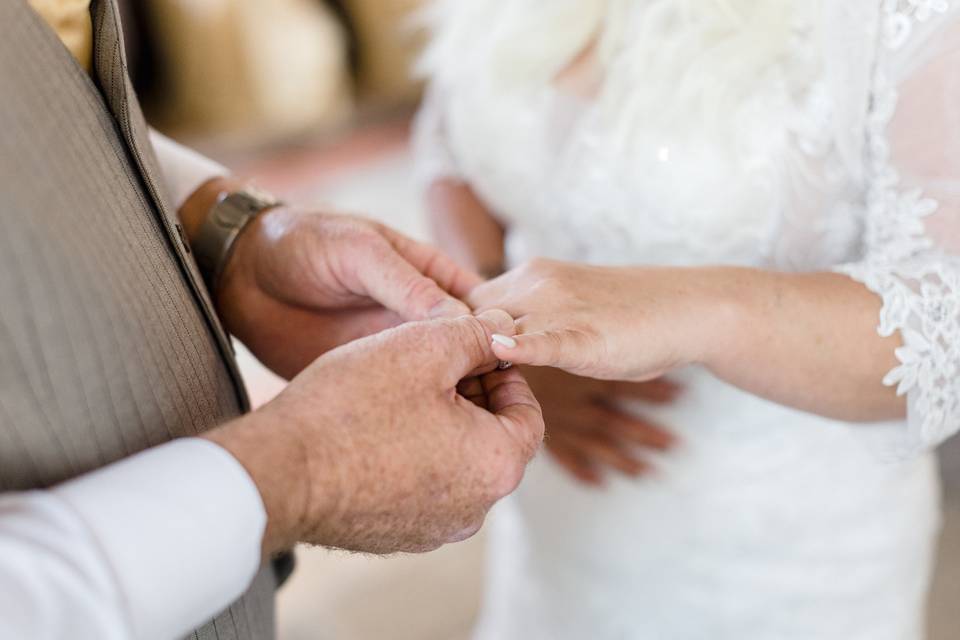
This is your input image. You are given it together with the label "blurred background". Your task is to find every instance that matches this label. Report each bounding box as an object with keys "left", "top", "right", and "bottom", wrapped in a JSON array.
[{"left": 116, "top": 1, "right": 960, "bottom": 637}]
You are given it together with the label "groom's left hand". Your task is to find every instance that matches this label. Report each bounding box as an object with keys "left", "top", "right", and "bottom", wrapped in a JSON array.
[{"left": 184, "top": 183, "right": 482, "bottom": 379}]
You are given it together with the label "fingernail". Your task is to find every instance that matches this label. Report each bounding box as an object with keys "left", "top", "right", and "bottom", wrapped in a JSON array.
[
  {"left": 491, "top": 334, "right": 518, "bottom": 349},
  {"left": 429, "top": 298, "right": 469, "bottom": 319}
]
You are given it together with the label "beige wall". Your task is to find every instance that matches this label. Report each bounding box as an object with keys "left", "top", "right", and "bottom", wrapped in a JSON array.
[
  {"left": 345, "top": 0, "right": 429, "bottom": 106},
  {"left": 146, "top": 0, "right": 354, "bottom": 141}
]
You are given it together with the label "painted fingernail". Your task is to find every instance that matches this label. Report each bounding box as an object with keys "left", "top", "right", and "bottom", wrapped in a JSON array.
[
  {"left": 491, "top": 334, "right": 518, "bottom": 349},
  {"left": 429, "top": 298, "right": 469, "bottom": 319}
]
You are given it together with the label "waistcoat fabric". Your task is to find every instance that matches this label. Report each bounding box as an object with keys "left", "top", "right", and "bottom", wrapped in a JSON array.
[{"left": 0, "top": 0, "right": 277, "bottom": 636}]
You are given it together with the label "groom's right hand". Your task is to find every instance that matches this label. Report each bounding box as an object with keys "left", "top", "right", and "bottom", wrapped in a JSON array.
[{"left": 204, "top": 310, "right": 544, "bottom": 556}]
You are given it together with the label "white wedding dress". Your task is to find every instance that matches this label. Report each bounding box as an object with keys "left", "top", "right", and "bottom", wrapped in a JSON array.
[{"left": 414, "top": 2, "right": 960, "bottom": 638}]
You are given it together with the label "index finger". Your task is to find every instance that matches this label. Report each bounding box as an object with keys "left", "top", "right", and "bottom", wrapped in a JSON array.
[
  {"left": 481, "top": 368, "right": 545, "bottom": 458},
  {"left": 379, "top": 224, "right": 484, "bottom": 300},
  {"left": 465, "top": 273, "right": 515, "bottom": 313}
]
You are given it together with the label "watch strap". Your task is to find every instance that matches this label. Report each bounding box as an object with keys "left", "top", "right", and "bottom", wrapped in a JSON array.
[{"left": 193, "top": 188, "right": 281, "bottom": 293}]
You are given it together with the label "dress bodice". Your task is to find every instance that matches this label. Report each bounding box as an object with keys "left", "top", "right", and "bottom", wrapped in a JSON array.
[
  {"left": 453, "top": 82, "right": 864, "bottom": 271},
  {"left": 417, "top": 1, "right": 886, "bottom": 270}
]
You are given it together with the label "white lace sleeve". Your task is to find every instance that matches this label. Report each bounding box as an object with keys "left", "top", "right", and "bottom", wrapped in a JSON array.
[{"left": 836, "top": 3, "right": 960, "bottom": 454}]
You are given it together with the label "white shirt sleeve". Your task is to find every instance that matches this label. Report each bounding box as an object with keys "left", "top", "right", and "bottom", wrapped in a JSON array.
[
  {"left": 149, "top": 129, "right": 230, "bottom": 211},
  {"left": 0, "top": 438, "right": 267, "bottom": 640}
]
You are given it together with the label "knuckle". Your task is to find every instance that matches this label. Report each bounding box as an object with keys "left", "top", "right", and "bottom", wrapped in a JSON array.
[
  {"left": 446, "top": 515, "right": 485, "bottom": 544},
  {"left": 403, "top": 274, "right": 444, "bottom": 306},
  {"left": 529, "top": 276, "right": 562, "bottom": 300},
  {"left": 467, "top": 279, "right": 491, "bottom": 297},
  {"left": 351, "top": 235, "right": 378, "bottom": 257},
  {"left": 544, "top": 330, "right": 566, "bottom": 358},
  {"left": 345, "top": 221, "right": 385, "bottom": 251},
  {"left": 516, "top": 259, "right": 538, "bottom": 280},
  {"left": 524, "top": 258, "right": 563, "bottom": 284},
  {"left": 399, "top": 535, "right": 443, "bottom": 554},
  {"left": 415, "top": 316, "right": 487, "bottom": 367},
  {"left": 551, "top": 326, "right": 602, "bottom": 370},
  {"left": 520, "top": 429, "right": 545, "bottom": 461},
  {"left": 525, "top": 256, "right": 554, "bottom": 274},
  {"left": 457, "top": 315, "right": 494, "bottom": 360},
  {"left": 476, "top": 308, "right": 514, "bottom": 334},
  {"left": 492, "top": 462, "right": 526, "bottom": 498},
  {"left": 477, "top": 445, "right": 530, "bottom": 500}
]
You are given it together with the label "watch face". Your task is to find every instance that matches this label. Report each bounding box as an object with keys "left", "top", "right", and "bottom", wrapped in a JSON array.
[
  {"left": 195, "top": 189, "right": 281, "bottom": 288},
  {"left": 242, "top": 186, "right": 277, "bottom": 204},
  {"left": 213, "top": 191, "right": 277, "bottom": 229},
  {"left": 211, "top": 199, "right": 251, "bottom": 229}
]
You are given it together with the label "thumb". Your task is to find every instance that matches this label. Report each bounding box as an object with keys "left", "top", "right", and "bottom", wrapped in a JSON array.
[
  {"left": 358, "top": 242, "right": 472, "bottom": 321},
  {"left": 427, "top": 309, "right": 517, "bottom": 386}
]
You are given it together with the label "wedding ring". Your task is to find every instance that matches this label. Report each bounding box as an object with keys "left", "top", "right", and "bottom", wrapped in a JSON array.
[{"left": 497, "top": 360, "right": 513, "bottom": 370}]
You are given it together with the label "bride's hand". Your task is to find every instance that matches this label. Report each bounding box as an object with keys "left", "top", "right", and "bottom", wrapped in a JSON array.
[
  {"left": 523, "top": 366, "right": 678, "bottom": 485},
  {"left": 468, "top": 258, "right": 728, "bottom": 381}
]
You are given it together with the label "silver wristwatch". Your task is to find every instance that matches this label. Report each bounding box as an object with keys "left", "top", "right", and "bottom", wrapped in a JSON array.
[{"left": 193, "top": 187, "right": 281, "bottom": 293}]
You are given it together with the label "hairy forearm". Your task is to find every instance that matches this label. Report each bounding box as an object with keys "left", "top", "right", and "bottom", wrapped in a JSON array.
[
  {"left": 426, "top": 179, "right": 506, "bottom": 277},
  {"left": 695, "top": 267, "right": 904, "bottom": 422}
]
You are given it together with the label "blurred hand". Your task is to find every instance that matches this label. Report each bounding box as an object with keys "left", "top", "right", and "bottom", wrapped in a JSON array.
[
  {"left": 469, "top": 258, "right": 717, "bottom": 382},
  {"left": 524, "top": 366, "right": 678, "bottom": 485},
  {"left": 217, "top": 205, "right": 482, "bottom": 379},
  {"left": 206, "top": 310, "right": 544, "bottom": 556}
]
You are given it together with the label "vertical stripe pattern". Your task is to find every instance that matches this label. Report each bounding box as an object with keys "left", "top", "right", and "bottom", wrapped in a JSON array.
[{"left": 0, "top": 1, "right": 275, "bottom": 637}]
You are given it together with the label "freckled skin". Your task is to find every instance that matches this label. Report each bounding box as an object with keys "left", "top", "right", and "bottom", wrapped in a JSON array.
[
  {"left": 470, "top": 258, "right": 904, "bottom": 423},
  {"left": 425, "top": 179, "right": 683, "bottom": 484},
  {"left": 206, "top": 312, "right": 544, "bottom": 557},
  {"left": 179, "top": 181, "right": 544, "bottom": 558},
  {"left": 193, "top": 189, "right": 483, "bottom": 381}
]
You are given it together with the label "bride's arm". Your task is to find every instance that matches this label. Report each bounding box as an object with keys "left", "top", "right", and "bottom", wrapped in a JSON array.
[
  {"left": 472, "top": 14, "right": 960, "bottom": 450},
  {"left": 411, "top": 80, "right": 507, "bottom": 277},
  {"left": 698, "top": 271, "right": 903, "bottom": 421},
  {"left": 426, "top": 179, "right": 506, "bottom": 278},
  {"left": 470, "top": 262, "right": 903, "bottom": 423}
]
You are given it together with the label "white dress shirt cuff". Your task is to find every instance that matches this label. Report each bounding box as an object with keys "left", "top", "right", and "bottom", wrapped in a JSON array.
[
  {"left": 149, "top": 129, "right": 230, "bottom": 211},
  {"left": 53, "top": 438, "right": 267, "bottom": 640}
]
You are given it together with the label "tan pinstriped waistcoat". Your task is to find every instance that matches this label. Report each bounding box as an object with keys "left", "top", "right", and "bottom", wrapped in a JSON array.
[{"left": 0, "top": 0, "right": 277, "bottom": 637}]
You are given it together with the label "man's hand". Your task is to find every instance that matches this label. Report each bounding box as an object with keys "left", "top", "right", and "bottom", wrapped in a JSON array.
[
  {"left": 204, "top": 310, "right": 544, "bottom": 556},
  {"left": 222, "top": 206, "right": 484, "bottom": 378},
  {"left": 180, "top": 178, "right": 482, "bottom": 379}
]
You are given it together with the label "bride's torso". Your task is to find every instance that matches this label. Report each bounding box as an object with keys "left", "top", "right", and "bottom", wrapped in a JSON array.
[
  {"left": 417, "top": 2, "right": 940, "bottom": 636},
  {"left": 430, "top": 0, "right": 877, "bottom": 270},
  {"left": 424, "top": 0, "right": 933, "bottom": 474}
]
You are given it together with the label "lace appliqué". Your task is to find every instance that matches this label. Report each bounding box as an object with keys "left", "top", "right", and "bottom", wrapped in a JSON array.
[
  {"left": 837, "top": 0, "right": 957, "bottom": 451},
  {"left": 841, "top": 259, "right": 960, "bottom": 448},
  {"left": 882, "top": 0, "right": 951, "bottom": 48}
]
